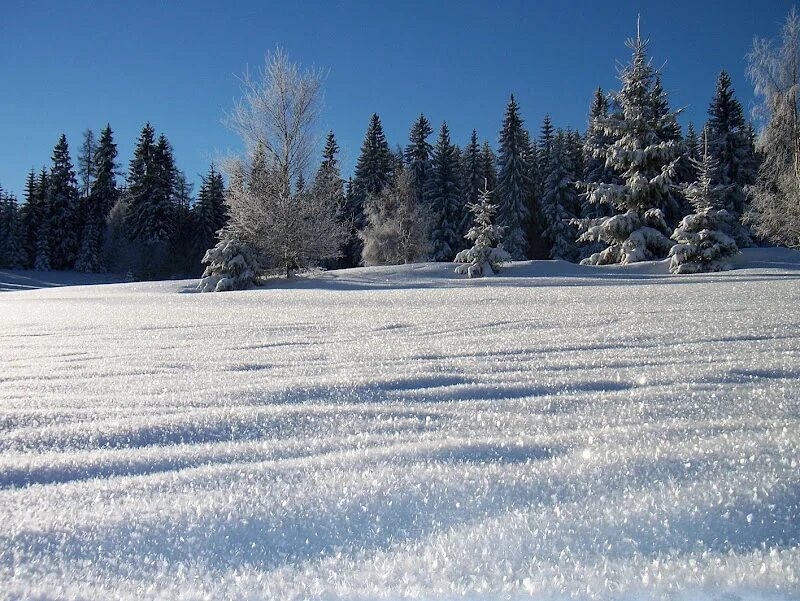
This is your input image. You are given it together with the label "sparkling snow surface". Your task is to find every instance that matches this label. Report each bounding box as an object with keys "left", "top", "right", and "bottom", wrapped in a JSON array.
[{"left": 1, "top": 249, "right": 799, "bottom": 600}]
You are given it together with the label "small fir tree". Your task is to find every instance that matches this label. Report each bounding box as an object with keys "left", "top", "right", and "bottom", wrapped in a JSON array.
[
  {"left": 669, "top": 135, "right": 739, "bottom": 273},
  {"left": 455, "top": 182, "right": 512, "bottom": 278}
]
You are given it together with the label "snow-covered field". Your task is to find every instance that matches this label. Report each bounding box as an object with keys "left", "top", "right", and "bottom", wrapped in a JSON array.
[{"left": 1, "top": 249, "right": 799, "bottom": 600}]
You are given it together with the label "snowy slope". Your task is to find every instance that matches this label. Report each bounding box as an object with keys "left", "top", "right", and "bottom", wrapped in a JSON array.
[{"left": 0, "top": 249, "right": 799, "bottom": 600}]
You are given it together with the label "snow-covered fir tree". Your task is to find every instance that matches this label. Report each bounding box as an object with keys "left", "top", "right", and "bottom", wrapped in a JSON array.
[
  {"left": 669, "top": 137, "right": 738, "bottom": 273},
  {"left": 125, "top": 123, "right": 159, "bottom": 242},
  {"left": 497, "top": 95, "right": 532, "bottom": 259},
  {"left": 581, "top": 88, "right": 617, "bottom": 215},
  {"left": 346, "top": 113, "right": 392, "bottom": 265},
  {"left": 575, "top": 28, "right": 680, "bottom": 265},
  {"left": 541, "top": 131, "right": 581, "bottom": 261},
  {"left": 426, "top": 121, "right": 463, "bottom": 261},
  {"left": 538, "top": 115, "right": 556, "bottom": 178},
  {"left": 455, "top": 182, "right": 512, "bottom": 278},
  {"left": 198, "top": 229, "right": 261, "bottom": 292},
  {"left": 46, "top": 134, "right": 80, "bottom": 269},
  {"left": 706, "top": 70, "right": 758, "bottom": 246},
  {"left": 33, "top": 168, "right": 51, "bottom": 271},
  {"left": 676, "top": 122, "right": 701, "bottom": 185},
  {"left": 360, "top": 170, "right": 432, "bottom": 265}
]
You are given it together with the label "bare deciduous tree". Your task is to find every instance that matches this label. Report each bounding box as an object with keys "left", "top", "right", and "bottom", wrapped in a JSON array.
[{"left": 202, "top": 49, "right": 347, "bottom": 286}]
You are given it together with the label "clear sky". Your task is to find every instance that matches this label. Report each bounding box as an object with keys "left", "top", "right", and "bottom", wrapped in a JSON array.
[{"left": 0, "top": 0, "right": 793, "bottom": 199}]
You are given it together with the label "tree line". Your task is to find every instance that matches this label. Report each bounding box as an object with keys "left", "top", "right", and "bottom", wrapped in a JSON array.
[
  {"left": 3, "top": 8, "right": 799, "bottom": 282},
  {"left": 0, "top": 124, "right": 226, "bottom": 278}
]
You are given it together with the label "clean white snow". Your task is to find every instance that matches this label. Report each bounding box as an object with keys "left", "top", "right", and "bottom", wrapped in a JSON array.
[{"left": 0, "top": 249, "right": 798, "bottom": 600}]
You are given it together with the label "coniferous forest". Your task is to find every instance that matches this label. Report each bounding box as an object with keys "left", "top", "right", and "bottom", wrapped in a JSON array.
[{"left": 2, "top": 9, "right": 798, "bottom": 286}]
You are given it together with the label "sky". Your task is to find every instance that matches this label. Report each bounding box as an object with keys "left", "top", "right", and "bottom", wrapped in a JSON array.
[{"left": 0, "top": 0, "right": 794, "bottom": 199}]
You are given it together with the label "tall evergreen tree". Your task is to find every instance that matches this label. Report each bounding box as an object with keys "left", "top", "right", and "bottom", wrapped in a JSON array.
[
  {"left": 481, "top": 140, "right": 498, "bottom": 194},
  {"left": 541, "top": 131, "right": 581, "bottom": 261},
  {"left": 125, "top": 123, "right": 157, "bottom": 242},
  {"left": 538, "top": 115, "right": 556, "bottom": 179},
  {"left": 75, "top": 125, "right": 118, "bottom": 272},
  {"left": 46, "top": 134, "right": 80, "bottom": 269},
  {"left": 77, "top": 128, "right": 96, "bottom": 199},
  {"left": 33, "top": 168, "right": 50, "bottom": 271},
  {"left": 575, "top": 29, "right": 680, "bottom": 265},
  {"left": 426, "top": 121, "right": 463, "bottom": 260},
  {"left": 347, "top": 113, "right": 392, "bottom": 265},
  {"left": 0, "top": 191, "right": 26, "bottom": 269},
  {"left": 460, "top": 129, "right": 485, "bottom": 238},
  {"left": 706, "top": 70, "right": 758, "bottom": 245},
  {"left": 18, "top": 169, "right": 41, "bottom": 267},
  {"left": 194, "top": 164, "right": 228, "bottom": 260},
  {"left": 496, "top": 95, "right": 532, "bottom": 259},
  {"left": 404, "top": 114, "right": 434, "bottom": 208}
]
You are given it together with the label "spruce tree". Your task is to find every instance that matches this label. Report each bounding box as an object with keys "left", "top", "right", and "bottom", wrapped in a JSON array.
[
  {"left": 541, "top": 131, "right": 581, "bottom": 261},
  {"left": 77, "top": 128, "right": 96, "bottom": 199},
  {"left": 575, "top": 29, "right": 680, "bottom": 265},
  {"left": 194, "top": 163, "right": 228, "bottom": 262},
  {"left": 125, "top": 123, "right": 158, "bottom": 242},
  {"left": 538, "top": 115, "right": 556, "bottom": 179},
  {"left": 426, "top": 121, "right": 463, "bottom": 261},
  {"left": 706, "top": 70, "right": 758, "bottom": 245},
  {"left": 347, "top": 113, "right": 392, "bottom": 265},
  {"left": 460, "top": 129, "right": 485, "bottom": 238},
  {"left": 496, "top": 95, "right": 532, "bottom": 259},
  {"left": 75, "top": 126, "right": 117, "bottom": 272},
  {"left": 0, "top": 192, "right": 26, "bottom": 269},
  {"left": 19, "top": 169, "right": 41, "bottom": 267},
  {"left": 33, "top": 169, "right": 51, "bottom": 271},
  {"left": 46, "top": 134, "right": 80, "bottom": 269},
  {"left": 404, "top": 114, "right": 434, "bottom": 209}
]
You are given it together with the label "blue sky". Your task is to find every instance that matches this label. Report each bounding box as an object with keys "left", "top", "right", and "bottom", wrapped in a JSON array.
[{"left": 0, "top": 0, "right": 793, "bottom": 198}]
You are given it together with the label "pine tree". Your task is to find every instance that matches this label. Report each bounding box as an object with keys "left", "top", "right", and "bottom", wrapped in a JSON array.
[
  {"left": 575, "top": 28, "right": 680, "bottom": 265},
  {"left": 347, "top": 114, "right": 392, "bottom": 265},
  {"left": 454, "top": 182, "right": 512, "bottom": 277},
  {"left": 481, "top": 140, "right": 498, "bottom": 193},
  {"left": 496, "top": 95, "right": 532, "bottom": 259},
  {"left": 669, "top": 136, "right": 738, "bottom": 273},
  {"left": 706, "top": 70, "right": 758, "bottom": 245},
  {"left": 46, "top": 134, "right": 80, "bottom": 269},
  {"left": 677, "top": 122, "right": 701, "bottom": 184},
  {"left": 541, "top": 131, "right": 581, "bottom": 261},
  {"left": 426, "top": 122, "right": 463, "bottom": 261}
]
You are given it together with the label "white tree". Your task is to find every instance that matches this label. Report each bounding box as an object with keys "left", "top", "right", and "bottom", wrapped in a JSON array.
[
  {"left": 745, "top": 6, "right": 800, "bottom": 247},
  {"left": 669, "top": 137, "right": 739, "bottom": 274},
  {"left": 360, "top": 170, "right": 433, "bottom": 266},
  {"left": 455, "top": 182, "right": 512, "bottom": 278},
  {"left": 202, "top": 49, "right": 348, "bottom": 288},
  {"left": 198, "top": 230, "right": 262, "bottom": 292},
  {"left": 574, "top": 26, "right": 681, "bottom": 265}
]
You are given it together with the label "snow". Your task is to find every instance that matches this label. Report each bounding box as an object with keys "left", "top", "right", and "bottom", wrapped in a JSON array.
[{"left": 1, "top": 248, "right": 799, "bottom": 600}]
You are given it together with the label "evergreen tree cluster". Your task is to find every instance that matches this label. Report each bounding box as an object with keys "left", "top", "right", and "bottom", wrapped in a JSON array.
[{"left": 1, "top": 124, "right": 227, "bottom": 278}]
